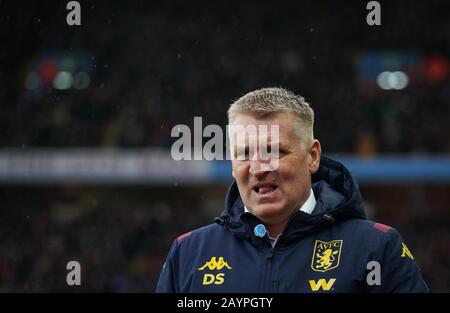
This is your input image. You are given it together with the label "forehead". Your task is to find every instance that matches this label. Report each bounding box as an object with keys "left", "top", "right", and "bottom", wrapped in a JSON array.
[{"left": 230, "top": 111, "right": 298, "bottom": 145}]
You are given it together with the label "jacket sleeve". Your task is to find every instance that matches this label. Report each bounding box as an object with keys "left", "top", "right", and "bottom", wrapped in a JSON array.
[
  {"left": 370, "top": 228, "right": 429, "bottom": 292},
  {"left": 155, "top": 240, "right": 178, "bottom": 293}
]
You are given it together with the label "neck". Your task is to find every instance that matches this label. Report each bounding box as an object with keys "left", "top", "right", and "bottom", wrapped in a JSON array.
[
  {"left": 265, "top": 208, "right": 299, "bottom": 238},
  {"left": 264, "top": 189, "right": 313, "bottom": 238},
  {"left": 266, "top": 221, "right": 288, "bottom": 238}
]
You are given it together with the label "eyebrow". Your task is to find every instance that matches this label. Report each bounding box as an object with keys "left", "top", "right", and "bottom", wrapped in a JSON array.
[{"left": 233, "top": 141, "right": 281, "bottom": 150}]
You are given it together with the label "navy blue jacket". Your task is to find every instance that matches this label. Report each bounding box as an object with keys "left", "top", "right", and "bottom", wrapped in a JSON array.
[{"left": 156, "top": 156, "right": 429, "bottom": 292}]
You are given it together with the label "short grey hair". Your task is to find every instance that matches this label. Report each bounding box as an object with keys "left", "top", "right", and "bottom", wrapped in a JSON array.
[{"left": 228, "top": 87, "right": 315, "bottom": 148}]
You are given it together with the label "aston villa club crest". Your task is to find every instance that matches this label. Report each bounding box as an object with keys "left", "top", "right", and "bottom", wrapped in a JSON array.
[{"left": 311, "top": 240, "right": 343, "bottom": 272}]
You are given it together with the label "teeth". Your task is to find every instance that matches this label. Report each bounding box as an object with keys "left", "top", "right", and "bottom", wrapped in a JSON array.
[
  {"left": 254, "top": 185, "right": 277, "bottom": 194},
  {"left": 259, "top": 186, "right": 274, "bottom": 193},
  {"left": 255, "top": 186, "right": 276, "bottom": 194}
]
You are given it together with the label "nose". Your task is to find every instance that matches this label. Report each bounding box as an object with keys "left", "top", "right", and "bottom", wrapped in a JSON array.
[
  {"left": 249, "top": 152, "right": 276, "bottom": 176},
  {"left": 249, "top": 161, "right": 269, "bottom": 177}
]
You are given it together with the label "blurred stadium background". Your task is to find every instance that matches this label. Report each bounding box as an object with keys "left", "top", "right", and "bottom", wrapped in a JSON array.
[{"left": 1, "top": 0, "right": 450, "bottom": 292}]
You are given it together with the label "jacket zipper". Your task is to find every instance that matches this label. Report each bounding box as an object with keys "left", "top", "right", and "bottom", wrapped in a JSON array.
[{"left": 265, "top": 245, "right": 277, "bottom": 292}]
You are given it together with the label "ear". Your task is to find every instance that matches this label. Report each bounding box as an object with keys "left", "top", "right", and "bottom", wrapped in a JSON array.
[{"left": 309, "top": 139, "right": 321, "bottom": 174}]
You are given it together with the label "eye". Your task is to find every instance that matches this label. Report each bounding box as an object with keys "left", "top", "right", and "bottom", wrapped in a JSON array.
[
  {"left": 234, "top": 147, "right": 249, "bottom": 160},
  {"left": 275, "top": 149, "right": 287, "bottom": 159}
]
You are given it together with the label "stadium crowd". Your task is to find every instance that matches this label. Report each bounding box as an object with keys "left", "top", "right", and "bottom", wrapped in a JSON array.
[
  {"left": 1, "top": 184, "right": 449, "bottom": 292},
  {"left": 1, "top": 1, "right": 449, "bottom": 153}
]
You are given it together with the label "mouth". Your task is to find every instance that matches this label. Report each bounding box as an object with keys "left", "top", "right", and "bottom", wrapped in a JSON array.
[{"left": 253, "top": 183, "right": 278, "bottom": 195}]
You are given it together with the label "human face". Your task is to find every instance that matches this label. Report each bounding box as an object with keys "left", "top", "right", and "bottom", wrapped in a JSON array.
[{"left": 230, "top": 111, "right": 321, "bottom": 227}]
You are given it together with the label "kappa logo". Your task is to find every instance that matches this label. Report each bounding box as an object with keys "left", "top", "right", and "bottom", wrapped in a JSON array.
[
  {"left": 311, "top": 240, "right": 343, "bottom": 272},
  {"left": 309, "top": 278, "right": 336, "bottom": 291},
  {"left": 198, "top": 257, "right": 232, "bottom": 286},
  {"left": 198, "top": 257, "right": 232, "bottom": 271},
  {"left": 401, "top": 242, "right": 414, "bottom": 260}
]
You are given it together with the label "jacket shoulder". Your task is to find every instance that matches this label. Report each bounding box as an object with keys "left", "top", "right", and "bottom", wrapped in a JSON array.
[
  {"left": 344, "top": 220, "right": 429, "bottom": 292},
  {"left": 341, "top": 218, "right": 402, "bottom": 243},
  {"left": 174, "top": 223, "right": 226, "bottom": 247}
]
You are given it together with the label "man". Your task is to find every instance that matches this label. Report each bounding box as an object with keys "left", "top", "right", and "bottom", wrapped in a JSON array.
[{"left": 156, "top": 87, "right": 429, "bottom": 292}]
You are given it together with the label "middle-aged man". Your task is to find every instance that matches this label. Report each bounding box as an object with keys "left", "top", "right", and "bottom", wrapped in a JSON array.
[{"left": 156, "top": 87, "right": 429, "bottom": 292}]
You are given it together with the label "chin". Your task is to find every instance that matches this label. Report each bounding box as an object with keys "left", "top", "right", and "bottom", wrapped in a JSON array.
[{"left": 251, "top": 203, "right": 286, "bottom": 221}]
